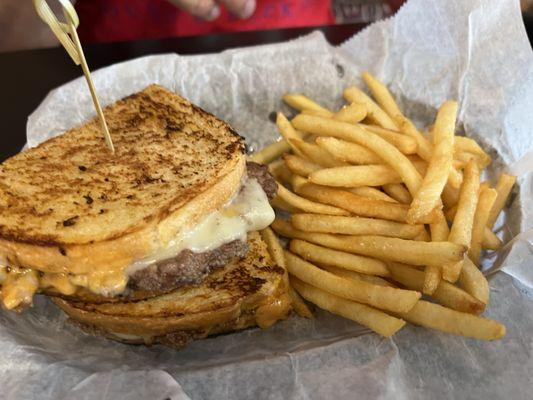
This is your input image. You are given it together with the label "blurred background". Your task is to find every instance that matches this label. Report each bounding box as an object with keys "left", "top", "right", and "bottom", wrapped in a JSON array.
[{"left": 3, "top": 0, "right": 531, "bottom": 53}]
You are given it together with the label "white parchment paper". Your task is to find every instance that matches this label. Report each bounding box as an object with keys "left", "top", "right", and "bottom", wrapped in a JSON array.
[{"left": 2, "top": 0, "right": 532, "bottom": 398}]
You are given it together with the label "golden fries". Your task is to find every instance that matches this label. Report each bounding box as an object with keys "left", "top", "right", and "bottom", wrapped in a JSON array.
[
  {"left": 399, "top": 300, "right": 505, "bottom": 340},
  {"left": 291, "top": 213, "right": 423, "bottom": 239},
  {"left": 270, "top": 195, "right": 300, "bottom": 213},
  {"left": 358, "top": 124, "right": 418, "bottom": 154},
  {"left": 289, "top": 138, "right": 348, "bottom": 168},
  {"left": 407, "top": 101, "right": 457, "bottom": 224},
  {"left": 283, "top": 94, "right": 333, "bottom": 116},
  {"left": 283, "top": 154, "right": 321, "bottom": 177},
  {"left": 275, "top": 220, "right": 465, "bottom": 267},
  {"left": 285, "top": 251, "right": 420, "bottom": 313},
  {"left": 261, "top": 227, "right": 314, "bottom": 319},
  {"left": 248, "top": 139, "right": 291, "bottom": 164},
  {"left": 320, "top": 264, "right": 394, "bottom": 287},
  {"left": 469, "top": 186, "right": 498, "bottom": 265},
  {"left": 301, "top": 109, "right": 333, "bottom": 118},
  {"left": 344, "top": 86, "right": 399, "bottom": 130},
  {"left": 254, "top": 72, "right": 513, "bottom": 341},
  {"left": 315, "top": 136, "right": 382, "bottom": 164},
  {"left": 268, "top": 159, "right": 291, "bottom": 184},
  {"left": 291, "top": 277, "right": 405, "bottom": 337},
  {"left": 309, "top": 165, "right": 402, "bottom": 187},
  {"left": 454, "top": 136, "right": 491, "bottom": 168},
  {"left": 348, "top": 186, "right": 398, "bottom": 203},
  {"left": 289, "top": 239, "right": 389, "bottom": 277},
  {"left": 292, "top": 115, "right": 424, "bottom": 195},
  {"left": 277, "top": 184, "right": 350, "bottom": 216},
  {"left": 449, "top": 161, "right": 480, "bottom": 248},
  {"left": 459, "top": 257, "right": 490, "bottom": 305},
  {"left": 361, "top": 71, "right": 403, "bottom": 118},
  {"left": 276, "top": 112, "right": 305, "bottom": 157},
  {"left": 382, "top": 183, "right": 412, "bottom": 204},
  {"left": 486, "top": 173, "right": 517, "bottom": 228},
  {"left": 297, "top": 184, "right": 437, "bottom": 223},
  {"left": 387, "top": 262, "right": 484, "bottom": 314},
  {"left": 333, "top": 102, "right": 367, "bottom": 123}
]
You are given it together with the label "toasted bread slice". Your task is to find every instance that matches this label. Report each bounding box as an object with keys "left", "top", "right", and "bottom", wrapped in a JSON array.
[
  {"left": 53, "top": 232, "right": 292, "bottom": 346},
  {"left": 0, "top": 85, "right": 245, "bottom": 274}
]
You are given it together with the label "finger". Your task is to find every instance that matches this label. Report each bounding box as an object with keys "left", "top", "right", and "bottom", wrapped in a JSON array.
[
  {"left": 168, "top": 0, "right": 221, "bottom": 21},
  {"left": 221, "top": 0, "right": 256, "bottom": 19}
]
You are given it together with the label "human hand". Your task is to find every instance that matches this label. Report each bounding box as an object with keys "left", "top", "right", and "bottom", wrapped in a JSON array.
[{"left": 167, "top": 0, "right": 256, "bottom": 21}]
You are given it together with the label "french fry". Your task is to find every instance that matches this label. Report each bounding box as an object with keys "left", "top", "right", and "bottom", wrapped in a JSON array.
[
  {"left": 469, "top": 186, "right": 498, "bottom": 265},
  {"left": 291, "top": 277, "right": 405, "bottom": 337},
  {"left": 348, "top": 186, "right": 398, "bottom": 203},
  {"left": 387, "top": 262, "right": 484, "bottom": 314},
  {"left": 273, "top": 220, "right": 465, "bottom": 267},
  {"left": 283, "top": 94, "right": 333, "bottom": 116},
  {"left": 277, "top": 184, "right": 350, "bottom": 216},
  {"left": 394, "top": 115, "right": 434, "bottom": 160},
  {"left": 291, "top": 115, "right": 423, "bottom": 195},
  {"left": 289, "top": 139, "right": 348, "bottom": 168},
  {"left": 333, "top": 102, "right": 367, "bottom": 123},
  {"left": 407, "top": 101, "right": 457, "bottom": 224},
  {"left": 344, "top": 86, "right": 399, "bottom": 130},
  {"left": 290, "top": 175, "right": 308, "bottom": 192},
  {"left": 289, "top": 239, "right": 390, "bottom": 277},
  {"left": 449, "top": 161, "right": 480, "bottom": 248},
  {"left": 268, "top": 159, "right": 291, "bottom": 184},
  {"left": 260, "top": 227, "right": 286, "bottom": 269},
  {"left": 482, "top": 229, "right": 503, "bottom": 250},
  {"left": 276, "top": 112, "right": 305, "bottom": 157},
  {"left": 423, "top": 213, "right": 450, "bottom": 295},
  {"left": 414, "top": 228, "right": 430, "bottom": 242},
  {"left": 459, "top": 257, "right": 490, "bottom": 305},
  {"left": 248, "top": 139, "right": 290, "bottom": 164},
  {"left": 455, "top": 150, "right": 491, "bottom": 170},
  {"left": 423, "top": 266, "right": 441, "bottom": 296},
  {"left": 442, "top": 184, "right": 460, "bottom": 209},
  {"left": 301, "top": 109, "right": 333, "bottom": 118},
  {"left": 309, "top": 165, "right": 402, "bottom": 187},
  {"left": 290, "top": 286, "right": 315, "bottom": 319},
  {"left": 320, "top": 264, "right": 393, "bottom": 287},
  {"left": 445, "top": 195, "right": 501, "bottom": 251},
  {"left": 382, "top": 183, "right": 412, "bottom": 204},
  {"left": 283, "top": 154, "right": 321, "bottom": 177},
  {"left": 429, "top": 213, "right": 450, "bottom": 242},
  {"left": 358, "top": 124, "right": 418, "bottom": 154},
  {"left": 291, "top": 213, "right": 423, "bottom": 239},
  {"left": 362, "top": 71, "right": 403, "bottom": 119},
  {"left": 315, "top": 136, "right": 382, "bottom": 164},
  {"left": 270, "top": 196, "right": 300, "bottom": 213},
  {"left": 454, "top": 136, "right": 492, "bottom": 168},
  {"left": 285, "top": 251, "right": 420, "bottom": 313},
  {"left": 443, "top": 162, "right": 480, "bottom": 282},
  {"left": 297, "top": 184, "right": 438, "bottom": 223},
  {"left": 394, "top": 114, "right": 462, "bottom": 189},
  {"left": 399, "top": 300, "right": 505, "bottom": 340},
  {"left": 486, "top": 173, "right": 517, "bottom": 229}
]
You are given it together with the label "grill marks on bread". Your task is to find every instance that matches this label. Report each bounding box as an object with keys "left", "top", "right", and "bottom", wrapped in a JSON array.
[{"left": 0, "top": 85, "right": 245, "bottom": 245}]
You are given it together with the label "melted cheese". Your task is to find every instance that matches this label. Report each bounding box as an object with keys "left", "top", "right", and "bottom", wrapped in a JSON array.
[
  {"left": 1, "top": 268, "right": 39, "bottom": 310},
  {"left": 0, "top": 177, "right": 275, "bottom": 307},
  {"left": 127, "top": 178, "right": 274, "bottom": 276}
]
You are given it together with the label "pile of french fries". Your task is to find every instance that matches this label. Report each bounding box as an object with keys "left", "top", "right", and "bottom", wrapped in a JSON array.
[{"left": 252, "top": 72, "right": 516, "bottom": 341}]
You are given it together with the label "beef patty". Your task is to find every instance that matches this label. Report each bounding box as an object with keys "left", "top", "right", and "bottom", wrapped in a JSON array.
[{"left": 128, "top": 162, "right": 276, "bottom": 293}]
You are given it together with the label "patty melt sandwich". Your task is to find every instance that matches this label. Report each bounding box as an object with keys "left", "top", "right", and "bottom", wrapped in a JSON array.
[{"left": 0, "top": 84, "right": 291, "bottom": 347}]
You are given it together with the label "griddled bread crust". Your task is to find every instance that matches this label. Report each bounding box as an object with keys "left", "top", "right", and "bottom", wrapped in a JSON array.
[{"left": 0, "top": 85, "right": 245, "bottom": 274}]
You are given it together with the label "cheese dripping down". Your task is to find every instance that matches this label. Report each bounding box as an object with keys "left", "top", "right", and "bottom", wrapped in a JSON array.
[{"left": 0, "top": 177, "right": 275, "bottom": 309}]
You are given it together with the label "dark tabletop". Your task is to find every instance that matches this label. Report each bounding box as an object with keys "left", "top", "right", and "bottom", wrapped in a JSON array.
[{"left": 0, "top": 23, "right": 365, "bottom": 162}]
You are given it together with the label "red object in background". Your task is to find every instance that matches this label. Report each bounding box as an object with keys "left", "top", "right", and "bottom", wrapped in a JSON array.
[{"left": 76, "top": 0, "right": 335, "bottom": 43}]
